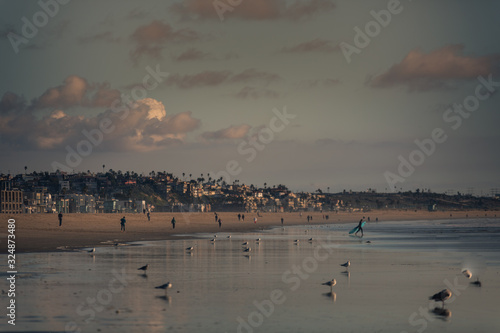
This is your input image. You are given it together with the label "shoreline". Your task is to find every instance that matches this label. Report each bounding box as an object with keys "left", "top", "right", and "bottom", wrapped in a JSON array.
[{"left": 1, "top": 209, "right": 497, "bottom": 253}]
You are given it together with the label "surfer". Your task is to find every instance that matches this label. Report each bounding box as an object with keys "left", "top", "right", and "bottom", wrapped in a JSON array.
[{"left": 355, "top": 218, "right": 365, "bottom": 237}]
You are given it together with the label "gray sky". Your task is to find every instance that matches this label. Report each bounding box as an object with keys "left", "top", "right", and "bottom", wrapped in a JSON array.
[{"left": 1, "top": 0, "right": 499, "bottom": 194}]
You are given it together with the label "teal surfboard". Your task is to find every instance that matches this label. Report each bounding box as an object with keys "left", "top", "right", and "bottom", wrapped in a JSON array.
[{"left": 349, "top": 221, "right": 366, "bottom": 234}]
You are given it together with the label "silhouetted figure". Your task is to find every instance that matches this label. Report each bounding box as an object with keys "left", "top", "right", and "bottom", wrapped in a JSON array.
[
  {"left": 120, "top": 216, "right": 126, "bottom": 232},
  {"left": 58, "top": 212, "right": 63, "bottom": 226},
  {"left": 147, "top": 212, "right": 150, "bottom": 221},
  {"left": 281, "top": 217, "right": 284, "bottom": 225},
  {"left": 238, "top": 213, "right": 241, "bottom": 221},
  {"left": 355, "top": 218, "right": 364, "bottom": 237},
  {"left": 242, "top": 214, "right": 245, "bottom": 221},
  {"left": 171, "top": 217, "right": 176, "bottom": 229},
  {"left": 218, "top": 218, "right": 222, "bottom": 228}
]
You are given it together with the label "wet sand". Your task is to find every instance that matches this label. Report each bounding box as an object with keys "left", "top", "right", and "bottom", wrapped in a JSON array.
[
  {"left": 2, "top": 219, "right": 499, "bottom": 333},
  {"left": 1, "top": 210, "right": 496, "bottom": 253}
]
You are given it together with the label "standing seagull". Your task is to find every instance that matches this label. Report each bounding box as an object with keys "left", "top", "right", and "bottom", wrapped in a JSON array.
[
  {"left": 322, "top": 279, "right": 337, "bottom": 290},
  {"left": 340, "top": 260, "right": 350, "bottom": 269},
  {"left": 429, "top": 289, "right": 452, "bottom": 308},
  {"left": 138, "top": 264, "right": 149, "bottom": 272},
  {"left": 462, "top": 269, "right": 472, "bottom": 279},
  {"left": 244, "top": 247, "right": 251, "bottom": 252},
  {"left": 186, "top": 246, "right": 194, "bottom": 251},
  {"left": 88, "top": 248, "right": 96, "bottom": 254},
  {"left": 155, "top": 282, "right": 172, "bottom": 294}
]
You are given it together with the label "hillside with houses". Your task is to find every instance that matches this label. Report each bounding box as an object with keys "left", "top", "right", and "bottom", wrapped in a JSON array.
[{"left": 1, "top": 171, "right": 499, "bottom": 214}]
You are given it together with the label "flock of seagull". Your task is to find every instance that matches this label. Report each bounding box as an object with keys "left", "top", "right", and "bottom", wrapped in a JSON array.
[
  {"left": 320, "top": 261, "right": 481, "bottom": 316},
  {"left": 87, "top": 232, "right": 483, "bottom": 311}
]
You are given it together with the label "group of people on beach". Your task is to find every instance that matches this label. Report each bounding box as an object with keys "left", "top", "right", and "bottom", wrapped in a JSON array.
[{"left": 57, "top": 211, "right": 368, "bottom": 237}]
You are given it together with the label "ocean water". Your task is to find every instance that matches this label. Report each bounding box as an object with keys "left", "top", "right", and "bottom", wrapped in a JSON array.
[{"left": 2, "top": 218, "right": 500, "bottom": 333}]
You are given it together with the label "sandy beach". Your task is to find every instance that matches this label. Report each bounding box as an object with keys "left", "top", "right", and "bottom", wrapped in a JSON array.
[{"left": 1, "top": 209, "right": 496, "bottom": 253}]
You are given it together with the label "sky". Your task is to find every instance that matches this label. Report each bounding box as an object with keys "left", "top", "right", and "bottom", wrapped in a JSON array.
[{"left": 0, "top": 0, "right": 499, "bottom": 194}]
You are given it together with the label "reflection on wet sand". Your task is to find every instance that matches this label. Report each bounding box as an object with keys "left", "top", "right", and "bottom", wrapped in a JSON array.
[
  {"left": 431, "top": 307, "right": 451, "bottom": 319},
  {"left": 322, "top": 291, "right": 337, "bottom": 302}
]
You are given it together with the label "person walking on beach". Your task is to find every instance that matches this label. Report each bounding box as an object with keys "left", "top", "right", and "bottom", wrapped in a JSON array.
[
  {"left": 242, "top": 214, "right": 245, "bottom": 221},
  {"left": 214, "top": 213, "right": 218, "bottom": 223},
  {"left": 238, "top": 213, "right": 241, "bottom": 221},
  {"left": 147, "top": 212, "right": 150, "bottom": 221},
  {"left": 281, "top": 217, "right": 284, "bottom": 225},
  {"left": 58, "top": 212, "right": 63, "bottom": 226},
  {"left": 254, "top": 217, "right": 257, "bottom": 224},
  {"left": 120, "top": 216, "right": 126, "bottom": 232},
  {"left": 218, "top": 218, "right": 222, "bottom": 229},
  {"left": 355, "top": 218, "right": 365, "bottom": 237},
  {"left": 171, "top": 217, "right": 176, "bottom": 229}
]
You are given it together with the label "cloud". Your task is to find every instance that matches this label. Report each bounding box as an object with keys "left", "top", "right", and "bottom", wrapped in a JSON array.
[
  {"left": 173, "top": 47, "right": 212, "bottom": 62},
  {"left": 35, "top": 76, "right": 88, "bottom": 109},
  {"left": 0, "top": 92, "right": 25, "bottom": 113},
  {"left": 129, "top": 20, "right": 200, "bottom": 64},
  {"left": 170, "top": 0, "right": 335, "bottom": 21},
  {"left": 165, "top": 68, "right": 280, "bottom": 89},
  {"left": 281, "top": 38, "right": 339, "bottom": 53},
  {"left": 0, "top": 96, "right": 201, "bottom": 152},
  {"left": 33, "top": 76, "right": 121, "bottom": 109},
  {"left": 202, "top": 124, "right": 251, "bottom": 141},
  {"left": 369, "top": 44, "right": 500, "bottom": 91},
  {"left": 234, "top": 86, "right": 280, "bottom": 99},
  {"left": 78, "top": 31, "right": 120, "bottom": 44}
]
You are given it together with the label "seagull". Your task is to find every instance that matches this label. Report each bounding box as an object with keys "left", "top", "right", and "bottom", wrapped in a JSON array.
[
  {"left": 308, "top": 238, "right": 313, "bottom": 242},
  {"left": 186, "top": 246, "right": 194, "bottom": 251},
  {"left": 429, "top": 289, "right": 452, "bottom": 308},
  {"left": 256, "top": 238, "right": 261, "bottom": 242},
  {"left": 210, "top": 238, "right": 216, "bottom": 242},
  {"left": 462, "top": 269, "right": 472, "bottom": 279},
  {"left": 294, "top": 239, "right": 299, "bottom": 243},
  {"left": 244, "top": 247, "right": 251, "bottom": 252},
  {"left": 155, "top": 282, "right": 172, "bottom": 292},
  {"left": 227, "top": 235, "right": 231, "bottom": 239},
  {"left": 322, "top": 279, "right": 337, "bottom": 289},
  {"left": 340, "top": 260, "right": 350, "bottom": 269},
  {"left": 242, "top": 241, "right": 249, "bottom": 245},
  {"left": 214, "top": 234, "right": 217, "bottom": 238},
  {"left": 138, "top": 264, "right": 149, "bottom": 272},
  {"left": 88, "top": 248, "right": 96, "bottom": 253}
]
